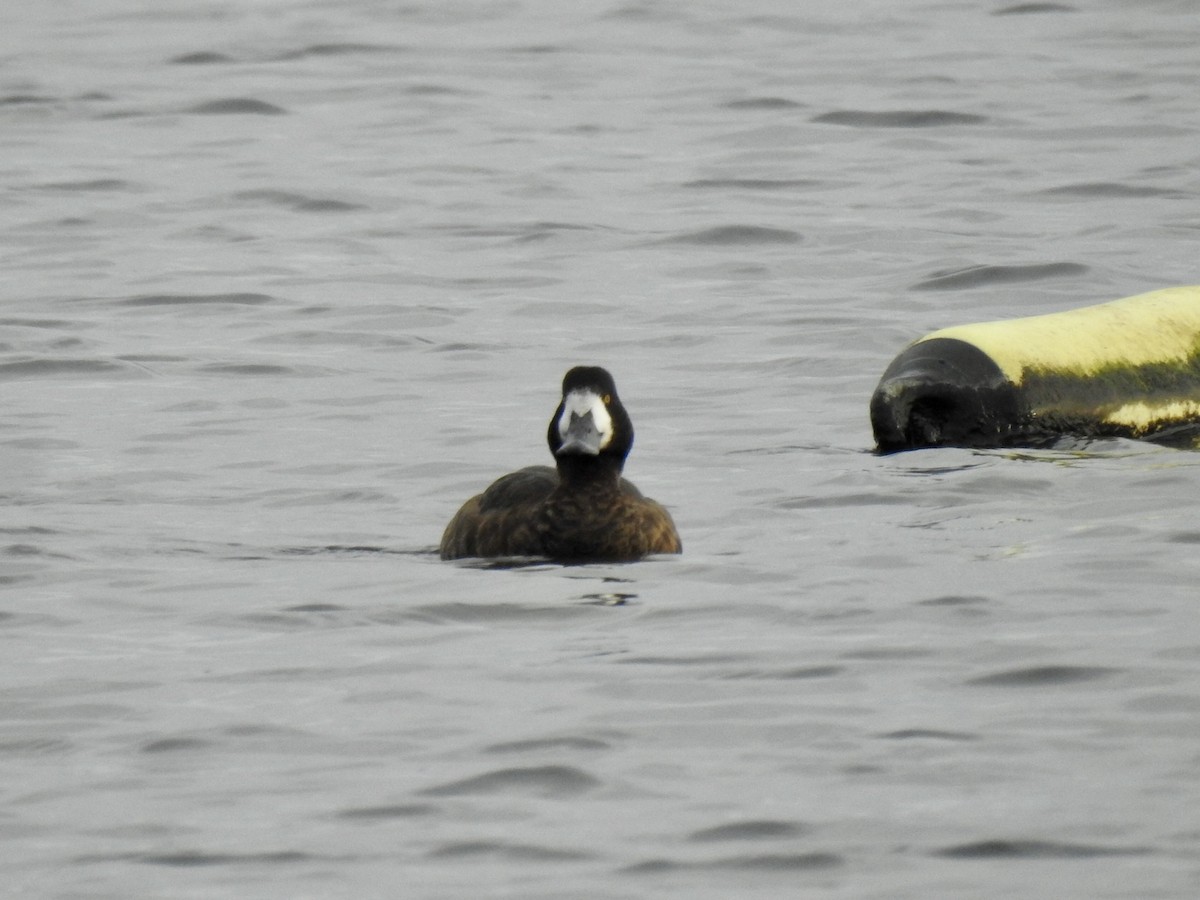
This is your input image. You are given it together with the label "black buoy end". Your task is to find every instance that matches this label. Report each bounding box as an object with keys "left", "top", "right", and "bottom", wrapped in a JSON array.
[{"left": 870, "top": 338, "right": 1022, "bottom": 453}]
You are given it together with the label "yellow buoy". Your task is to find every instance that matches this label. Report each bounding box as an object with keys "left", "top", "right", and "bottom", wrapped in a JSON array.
[{"left": 870, "top": 286, "right": 1200, "bottom": 452}]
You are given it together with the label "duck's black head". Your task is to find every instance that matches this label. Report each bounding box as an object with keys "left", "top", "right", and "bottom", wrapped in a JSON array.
[{"left": 546, "top": 366, "right": 634, "bottom": 480}]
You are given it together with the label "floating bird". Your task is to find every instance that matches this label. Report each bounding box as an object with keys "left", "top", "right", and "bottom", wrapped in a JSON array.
[{"left": 440, "top": 366, "right": 681, "bottom": 561}]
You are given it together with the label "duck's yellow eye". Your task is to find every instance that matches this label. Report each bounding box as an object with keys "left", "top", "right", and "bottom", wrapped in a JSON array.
[{"left": 602, "top": 394, "right": 612, "bottom": 405}]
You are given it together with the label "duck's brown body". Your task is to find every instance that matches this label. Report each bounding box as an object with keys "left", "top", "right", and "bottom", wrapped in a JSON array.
[
  {"left": 440, "top": 466, "right": 681, "bottom": 561},
  {"left": 439, "top": 368, "right": 681, "bottom": 563}
]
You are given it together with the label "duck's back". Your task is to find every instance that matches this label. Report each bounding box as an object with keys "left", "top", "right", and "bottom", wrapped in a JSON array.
[
  {"left": 439, "top": 466, "right": 557, "bottom": 559},
  {"left": 537, "top": 485, "right": 680, "bottom": 561},
  {"left": 440, "top": 466, "right": 680, "bottom": 561}
]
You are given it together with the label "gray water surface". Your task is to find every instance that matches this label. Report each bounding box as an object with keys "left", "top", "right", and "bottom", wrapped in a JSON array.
[{"left": 3, "top": 2, "right": 1199, "bottom": 898}]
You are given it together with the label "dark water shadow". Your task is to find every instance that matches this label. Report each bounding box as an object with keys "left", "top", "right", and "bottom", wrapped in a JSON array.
[
  {"left": 185, "top": 98, "right": 287, "bottom": 116},
  {"left": 992, "top": 4, "right": 1076, "bottom": 15},
  {"left": 427, "top": 840, "right": 593, "bottom": 862},
  {"left": 909, "top": 262, "right": 1088, "bottom": 290},
  {"left": 624, "top": 851, "right": 842, "bottom": 874},
  {"left": 1040, "top": 182, "right": 1186, "bottom": 199},
  {"left": 878, "top": 728, "right": 977, "bottom": 741},
  {"left": 336, "top": 803, "right": 437, "bottom": 821},
  {"left": 935, "top": 839, "right": 1150, "bottom": 859},
  {"left": 967, "top": 665, "right": 1120, "bottom": 687},
  {"left": 75, "top": 849, "right": 328, "bottom": 867},
  {"left": 417, "top": 764, "right": 600, "bottom": 798},
  {"left": 687, "top": 820, "right": 808, "bottom": 842},
  {"left": 813, "top": 109, "right": 987, "bottom": 128},
  {"left": 654, "top": 225, "right": 803, "bottom": 246},
  {"left": 722, "top": 96, "right": 806, "bottom": 110},
  {"left": 485, "top": 735, "right": 615, "bottom": 754}
]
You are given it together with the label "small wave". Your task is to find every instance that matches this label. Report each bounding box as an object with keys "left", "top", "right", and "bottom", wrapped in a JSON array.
[
  {"left": 625, "top": 852, "right": 842, "bottom": 873},
  {"left": 233, "top": 189, "right": 364, "bottom": 212},
  {"left": 405, "top": 83, "right": 472, "bottom": 96},
  {"left": 121, "top": 292, "right": 275, "bottom": 307},
  {"left": 776, "top": 492, "right": 911, "bottom": 509},
  {"left": 30, "top": 178, "right": 137, "bottom": 192},
  {"left": 337, "top": 803, "right": 436, "bottom": 820},
  {"left": 428, "top": 840, "right": 592, "bottom": 861},
  {"left": 141, "top": 737, "right": 212, "bottom": 753},
  {"left": 0, "top": 318, "right": 74, "bottom": 329},
  {"left": 186, "top": 98, "right": 287, "bottom": 115},
  {"left": 688, "top": 820, "right": 807, "bottom": 842},
  {"left": 4, "top": 437, "right": 78, "bottom": 450},
  {"left": 916, "top": 595, "right": 991, "bottom": 607},
  {"left": 0, "top": 94, "right": 57, "bottom": 106},
  {"left": 169, "top": 51, "right": 235, "bottom": 65},
  {"left": 509, "top": 44, "right": 565, "bottom": 55},
  {"left": 813, "top": 109, "right": 987, "bottom": 128},
  {"left": 402, "top": 601, "right": 593, "bottom": 625},
  {"left": 777, "top": 664, "right": 844, "bottom": 679},
  {"left": 618, "top": 653, "right": 748, "bottom": 666},
  {"left": 0, "top": 737, "right": 74, "bottom": 755},
  {"left": 879, "top": 728, "right": 976, "bottom": 741},
  {"left": 417, "top": 764, "right": 600, "bottom": 798},
  {"left": 136, "top": 850, "right": 315, "bottom": 867},
  {"left": 992, "top": 3, "right": 1077, "bottom": 15},
  {"left": 1041, "top": 182, "right": 1186, "bottom": 199},
  {"left": 935, "top": 838, "right": 1148, "bottom": 859},
  {"left": 682, "top": 178, "right": 823, "bottom": 191},
  {"left": 281, "top": 603, "right": 346, "bottom": 613},
  {"left": 719, "top": 664, "right": 840, "bottom": 683},
  {"left": 910, "top": 262, "right": 1088, "bottom": 290},
  {"left": 967, "top": 664, "right": 1119, "bottom": 687},
  {"left": 660, "top": 225, "right": 802, "bottom": 246},
  {"left": 485, "top": 735, "right": 613, "bottom": 754},
  {"left": 277, "top": 545, "right": 405, "bottom": 557},
  {"left": 275, "top": 43, "right": 402, "bottom": 60},
  {"left": 195, "top": 363, "right": 309, "bottom": 376},
  {"left": 723, "top": 97, "right": 804, "bottom": 110},
  {"left": 0, "top": 358, "right": 134, "bottom": 380}
]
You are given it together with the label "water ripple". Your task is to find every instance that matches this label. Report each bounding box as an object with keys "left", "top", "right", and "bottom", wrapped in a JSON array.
[
  {"left": 723, "top": 97, "right": 805, "bottom": 110},
  {"left": 27, "top": 178, "right": 139, "bottom": 192},
  {"left": 0, "top": 358, "right": 138, "bottom": 380},
  {"left": 186, "top": 98, "right": 287, "bottom": 116},
  {"left": 681, "top": 178, "right": 824, "bottom": 191},
  {"left": 274, "top": 43, "right": 403, "bottom": 60},
  {"left": 910, "top": 262, "right": 1088, "bottom": 290},
  {"left": 141, "top": 737, "right": 212, "bottom": 753},
  {"left": 813, "top": 109, "right": 988, "bottom": 127},
  {"left": 233, "top": 189, "right": 364, "bottom": 212},
  {"left": 485, "top": 735, "right": 613, "bottom": 754},
  {"left": 936, "top": 839, "right": 1149, "bottom": 859},
  {"left": 992, "top": 3, "right": 1077, "bottom": 15},
  {"left": 138, "top": 850, "right": 315, "bottom": 867},
  {"left": 967, "top": 665, "right": 1120, "bottom": 687},
  {"left": 1041, "top": 181, "right": 1187, "bottom": 199},
  {"left": 121, "top": 292, "right": 276, "bottom": 307},
  {"left": 688, "top": 820, "right": 807, "bottom": 842},
  {"left": 169, "top": 51, "right": 234, "bottom": 65},
  {"left": 659, "top": 225, "right": 802, "bottom": 246},
  {"left": 418, "top": 765, "right": 601, "bottom": 798},
  {"left": 428, "top": 840, "right": 592, "bottom": 861},
  {"left": 337, "top": 803, "right": 436, "bottom": 820},
  {"left": 879, "top": 728, "right": 977, "bottom": 741},
  {"left": 626, "top": 852, "right": 842, "bottom": 873}
]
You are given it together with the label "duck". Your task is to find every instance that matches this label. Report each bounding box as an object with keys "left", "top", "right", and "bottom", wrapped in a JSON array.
[{"left": 440, "top": 366, "right": 681, "bottom": 562}]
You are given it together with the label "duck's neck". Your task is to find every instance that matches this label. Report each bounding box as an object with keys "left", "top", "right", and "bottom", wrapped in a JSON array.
[{"left": 555, "top": 455, "right": 623, "bottom": 492}]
